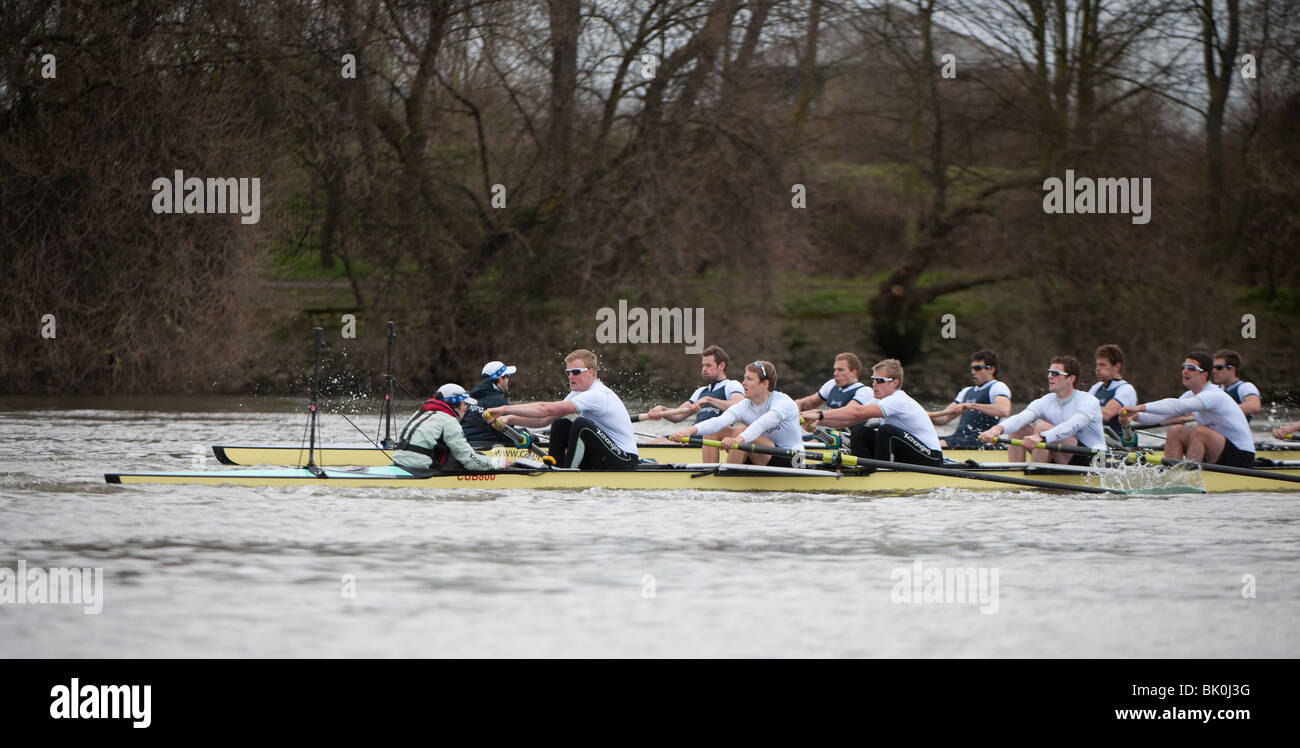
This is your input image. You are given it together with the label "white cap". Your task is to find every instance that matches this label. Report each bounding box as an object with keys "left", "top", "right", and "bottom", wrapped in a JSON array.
[
  {"left": 481, "top": 360, "right": 517, "bottom": 380},
  {"left": 436, "top": 383, "right": 476, "bottom": 405}
]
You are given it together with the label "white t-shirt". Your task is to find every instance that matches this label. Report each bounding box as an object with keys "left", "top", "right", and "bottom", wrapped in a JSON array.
[
  {"left": 875, "top": 390, "right": 943, "bottom": 451},
  {"left": 953, "top": 380, "right": 1012, "bottom": 404},
  {"left": 998, "top": 390, "right": 1105, "bottom": 450},
  {"left": 1133, "top": 387, "right": 1255, "bottom": 453},
  {"left": 1087, "top": 380, "right": 1137, "bottom": 408},
  {"left": 564, "top": 380, "right": 638, "bottom": 455},
  {"left": 817, "top": 379, "right": 875, "bottom": 407},
  {"left": 689, "top": 379, "right": 744, "bottom": 403},
  {"left": 694, "top": 391, "right": 805, "bottom": 451}
]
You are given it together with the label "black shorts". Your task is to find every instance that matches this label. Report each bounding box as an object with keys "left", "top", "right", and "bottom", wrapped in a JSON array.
[
  {"left": 1216, "top": 440, "right": 1256, "bottom": 469},
  {"left": 549, "top": 417, "right": 638, "bottom": 470},
  {"left": 849, "top": 424, "right": 944, "bottom": 468},
  {"left": 1069, "top": 453, "right": 1093, "bottom": 467}
]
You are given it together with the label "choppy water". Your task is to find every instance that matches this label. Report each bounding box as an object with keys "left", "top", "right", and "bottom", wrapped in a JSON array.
[{"left": 1, "top": 398, "right": 1298, "bottom": 657}]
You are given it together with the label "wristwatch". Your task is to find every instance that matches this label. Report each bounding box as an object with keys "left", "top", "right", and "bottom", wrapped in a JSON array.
[{"left": 818, "top": 410, "right": 825, "bottom": 422}]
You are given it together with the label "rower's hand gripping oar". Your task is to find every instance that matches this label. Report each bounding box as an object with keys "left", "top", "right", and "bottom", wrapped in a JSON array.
[
  {"left": 797, "top": 416, "right": 846, "bottom": 448},
  {"left": 672, "top": 436, "right": 1125, "bottom": 494},
  {"left": 478, "top": 407, "right": 556, "bottom": 466}
]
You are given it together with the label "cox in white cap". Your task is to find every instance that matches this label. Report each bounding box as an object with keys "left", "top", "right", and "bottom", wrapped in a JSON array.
[
  {"left": 482, "top": 361, "right": 517, "bottom": 380},
  {"left": 436, "top": 383, "right": 477, "bottom": 405}
]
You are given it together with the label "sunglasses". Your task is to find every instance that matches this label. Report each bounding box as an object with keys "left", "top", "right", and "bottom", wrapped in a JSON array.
[
  {"left": 970, "top": 364, "right": 990, "bottom": 371},
  {"left": 564, "top": 367, "right": 589, "bottom": 375},
  {"left": 870, "top": 376, "right": 895, "bottom": 384},
  {"left": 1181, "top": 363, "right": 1205, "bottom": 372},
  {"left": 1212, "top": 364, "right": 1231, "bottom": 370},
  {"left": 1047, "top": 369, "right": 1067, "bottom": 377},
  {"left": 751, "top": 361, "right": 766, "bottom": 378}
]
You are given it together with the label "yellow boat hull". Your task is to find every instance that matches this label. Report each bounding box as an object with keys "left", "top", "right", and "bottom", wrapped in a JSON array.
[{"left": 108, "top": 462, "right": 1300, "bottom": 494}]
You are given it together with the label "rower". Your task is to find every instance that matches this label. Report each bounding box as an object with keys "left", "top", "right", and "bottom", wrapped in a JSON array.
[
  {"left": 1087, "top": 344, "right": 1139, "bottom": 448},
  {"left": 1119, "top": 351, "right": 1255, "bottom": 468},
  {"left": 926, "top": 349, "right": 1011, "bottom": 448},
  {"left": 978, "top": 355, "right": 1104, "bottom": 465},
  {"left": 484, "top": 349, "right": 638, "bottom": 470},
  {"left": 392, "top": 384, "right": 513, "bottom": 473},
  {"left": 669, "top": 360, "right": 804, "bottom": 467},
  {"left": 793, "top": 352, "right": 875, "bottom": 414},
  {"left": 643, "top": 345, "right": 745, "bottom": 461},
  {"left": 1211, "top": 349, "right": 1262, "bottom": 421},
  {"left": 461, "top": 360, "right": 518, "bottom": 446},
  {"left": 801, "top": 359, "right": 943, "bottom": 468}
]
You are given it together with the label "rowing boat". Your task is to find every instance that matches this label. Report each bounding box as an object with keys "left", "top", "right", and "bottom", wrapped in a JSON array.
[
  {"left": 106, "top": 461, "right": 1300, "bottom": 494},
  {"left": 210, "top": 442, "right": 1300, "bottom": 468},
  {"left": 212, "top": 441, "right": 860, "bottom": 466}
]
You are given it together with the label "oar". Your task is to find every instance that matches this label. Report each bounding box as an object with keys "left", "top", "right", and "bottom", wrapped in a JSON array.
[
  {"left": 996, "top": 437, "right": 1300, "bottom": 485},
  {"left": 995, "top": 436, "right": 1106, "bottom": 456},
  {"left": 1154, "top": 456, "right": 1300, "bottom": 484},
  {"left": 305, "top": 327, "right": 326, "bottom": 477},
  {"left": 477, "top": 407, "right": 555, "bottom": 465},
  {"left": 995, "top": 436, "right": 1154, "bottom": 464},
  {"left": 380, "top": 321, "right": 397, "bottom": 448},
  {"left": 674, "top": 436, "right": 1125, "bottom": 494},
  {"left": 631, "top": 405, "right": 693, "bottom": 423},
  {"left": 797, "top": 417, "right": 848, "bottom": 448},
  {"left": 1136, "top": 429, "right": 1167, "bottom": 442}
]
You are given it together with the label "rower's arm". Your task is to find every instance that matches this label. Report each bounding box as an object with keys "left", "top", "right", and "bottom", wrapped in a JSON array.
[
  {"left": 662, "top": 400, "right": 696, "bottom": 423},
  {"left": 972, "top": 396, "right": 1012, "bottom": 419},
  {"left": 507, "top": 415, "right": 558, "bottom": 428},
  {"left": 992, "top": 406, "right": 1039, "bottom": 437},
  {"left": 489, "top": 400, "right": 576, "bottom": 428},
  {"left": 950, "top": 397, "right": 1012, "bottom": 420},
  {"left": 1125, "top": 398, "right": 1194, "bottom": 427},
  {"left": 1041, "top": 411, "right": 1095, "bottom": 443},
  {"left": 1240, "top": 394, "right": 1262, "bottom": 417},
  {"left": 1100, "top": 399, "right": 1125, "bottom": 422},
  {"left": 927, "top": 401, "right": 961, "bottom": 425},
  {"left": 811, "top": 402, "right": 880, "bottom": 427},
  {"left": 689, "top": 409, "right": 740, "bottom": 438}
]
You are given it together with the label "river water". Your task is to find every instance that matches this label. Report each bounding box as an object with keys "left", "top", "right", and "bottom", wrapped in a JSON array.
[{"left": 2, "top": 397, "right": 1297, "bottom": 658}]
